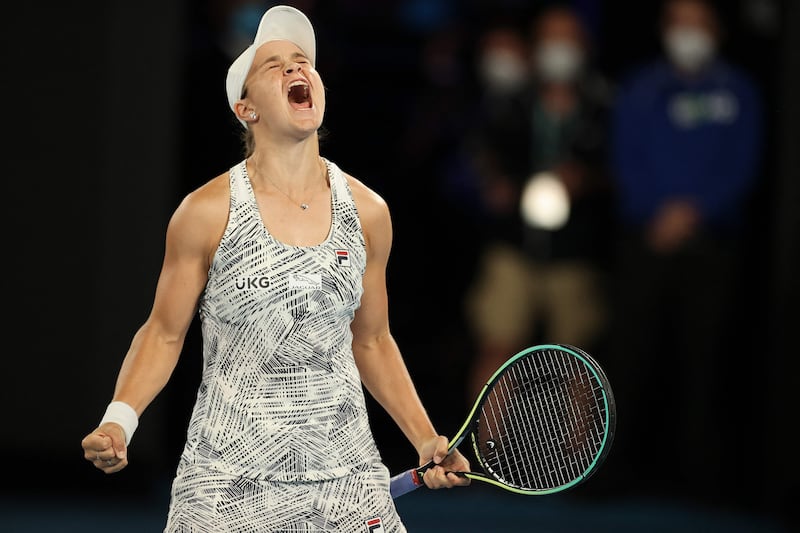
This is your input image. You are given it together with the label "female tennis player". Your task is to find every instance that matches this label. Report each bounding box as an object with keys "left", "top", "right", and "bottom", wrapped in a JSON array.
[{"left": 80, "top": 5, "right": 470, "bottom": 531}]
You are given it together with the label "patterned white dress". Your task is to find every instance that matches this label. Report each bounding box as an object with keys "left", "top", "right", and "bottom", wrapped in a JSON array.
[{"left": 164, "top": 159, "right": 406, "bottom": 532}]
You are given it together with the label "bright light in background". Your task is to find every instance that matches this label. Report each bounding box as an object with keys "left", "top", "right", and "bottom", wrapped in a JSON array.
[{"left": 520, "top": 172, "right": 570, "bottom": 230}]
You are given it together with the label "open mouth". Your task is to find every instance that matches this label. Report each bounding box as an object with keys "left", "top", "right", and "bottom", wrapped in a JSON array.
[{"left": 288, "top": 80, "right": 312, "bottom": 109}]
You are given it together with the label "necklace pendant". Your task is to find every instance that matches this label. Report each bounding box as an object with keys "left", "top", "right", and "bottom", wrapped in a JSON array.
[{"left": 300, "top": 203, "right": 309, "bottom": 210}]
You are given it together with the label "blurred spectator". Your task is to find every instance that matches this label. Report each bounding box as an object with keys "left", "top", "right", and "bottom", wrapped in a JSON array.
[
  {"left": 608, "top": 0, "right": 764, "bottom": 500},
  {"left": 463, "top": 5, "right": 614, "bottom": 400}
]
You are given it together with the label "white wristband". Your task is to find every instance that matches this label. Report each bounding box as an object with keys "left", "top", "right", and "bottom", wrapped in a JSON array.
[{"left": 99, "top": 401, "right": 139, "bottom": 446}]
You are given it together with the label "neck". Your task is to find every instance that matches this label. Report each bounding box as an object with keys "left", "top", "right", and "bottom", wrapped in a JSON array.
[{"left": 248, "top": 137, "right": 324, "bottom": 194}]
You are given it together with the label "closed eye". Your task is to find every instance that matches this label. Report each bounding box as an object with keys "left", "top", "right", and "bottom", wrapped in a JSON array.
[
  {"left": 257, "top": 53, "right": 310, "bottom": 71},
  {"left": 293, "top": 53, "right": 310, "bottom": 64}
]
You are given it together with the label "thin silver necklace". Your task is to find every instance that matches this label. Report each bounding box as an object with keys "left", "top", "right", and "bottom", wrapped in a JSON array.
[
  {"left": 267, "top": 175, "right": 312, "bottom": 210},
  {"left": 253, "top": 159, "right": 326, "bottom": 210}
]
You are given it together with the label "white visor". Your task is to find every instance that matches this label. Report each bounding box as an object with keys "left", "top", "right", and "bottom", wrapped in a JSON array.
[{"left": 225, "top": 5, "right": 316, "bottom": 128}]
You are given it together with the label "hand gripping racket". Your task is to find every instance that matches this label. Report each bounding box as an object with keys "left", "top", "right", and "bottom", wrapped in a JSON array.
[{"left": 390, "top": 344, "right": 616, "bottom": 498}]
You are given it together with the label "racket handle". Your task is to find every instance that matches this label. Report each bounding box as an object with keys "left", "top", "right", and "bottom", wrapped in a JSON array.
[{"left": 389, "top": 468, "right": 424, "bottom": 499}]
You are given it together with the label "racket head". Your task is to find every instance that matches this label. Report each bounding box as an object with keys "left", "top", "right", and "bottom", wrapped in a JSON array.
[{"left": 466, "top": 343, "right": 616, "bottom": 495}]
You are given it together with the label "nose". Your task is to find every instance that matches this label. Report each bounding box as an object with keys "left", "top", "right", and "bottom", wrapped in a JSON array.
[{"left": 284, "top": 62, "right": 303, "bottom": 75}]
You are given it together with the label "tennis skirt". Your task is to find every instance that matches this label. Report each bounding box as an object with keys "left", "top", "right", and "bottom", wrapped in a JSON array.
[{"left": 164, "top": 461, "right": 407, "bottom": 532}]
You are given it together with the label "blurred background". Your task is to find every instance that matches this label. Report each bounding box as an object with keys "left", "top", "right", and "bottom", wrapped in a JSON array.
[{"left": 2, "top": 0, "right": 798, "bottom": 531}]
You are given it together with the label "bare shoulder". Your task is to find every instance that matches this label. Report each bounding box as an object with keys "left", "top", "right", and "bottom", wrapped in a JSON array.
[
  {"left": 172, "top": 172, "right": 229, "bottom": 225},
  {"left": 342, "top": 171, "right": 393, "bottom": 258},
  {"left": 343, "top": 172, "right": 390, "bottom": 226},
  {"left": 168, "top": 171, "right": 231, "bottom": 255}
]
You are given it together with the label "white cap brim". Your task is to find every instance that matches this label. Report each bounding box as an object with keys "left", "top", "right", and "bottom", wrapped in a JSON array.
[{"left": 225, "top": 5, "right": 317, "bottom": 127}]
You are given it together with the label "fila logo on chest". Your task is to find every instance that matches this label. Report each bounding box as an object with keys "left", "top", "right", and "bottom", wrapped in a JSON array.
[{"left": 335, "top": 249, "right": 351, "bottom": 267}]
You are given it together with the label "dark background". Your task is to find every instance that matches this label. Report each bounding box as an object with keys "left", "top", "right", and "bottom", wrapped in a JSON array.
[{"left": 2, "top": 0, "right": 798, "bottom": 531}]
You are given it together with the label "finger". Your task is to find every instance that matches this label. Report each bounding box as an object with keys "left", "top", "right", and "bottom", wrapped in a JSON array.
[
  {"left": 432, "top": 436, "right": 449, "bottom": 464},
  {"left": 90, "top": 443, "right": 128, "bottom": 472},
  {"left": 98, "top": 456, "right": 129, "bottom": 474},
  {"left": 81, "top": 432, "right": 112, "bottom": 451},
  {"left": 82, "top": 434, "right": 113, "bottom": 462},
  {"left": 91, "top": 448, "right": 117, "bottom": 465},
  {"left": 432, "top": 471, "right": 469, "bottom": 489},
  {"left": 446, "top": 450, "right": 472, "bottom": 473},
  {"left": 446, "top": 471, "right": 471, "bottom": 487},
  {"left": 105, "top": 424, "right": 128, "bottom": 460},
  {"left": 423, "top": 465, "right": 471, "bottom": 490},
  {"left": 423, "top": 465, "right": 451, "bottom": 489}
]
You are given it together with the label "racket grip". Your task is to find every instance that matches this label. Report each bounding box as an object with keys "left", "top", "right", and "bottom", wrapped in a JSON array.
[{"left": 389, "top": 468, "right": 424, "bottom": 499}]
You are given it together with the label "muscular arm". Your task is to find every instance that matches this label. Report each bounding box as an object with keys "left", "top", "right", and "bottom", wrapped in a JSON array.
[
  {"left": 348, "top": 176, "right": 470, "bottom": 487},
  {"left": 112, "top": 191, "right": 215, "bottom": 415},
  {"left": 82, "top": 176, "right": 227, "bottom": 472}
]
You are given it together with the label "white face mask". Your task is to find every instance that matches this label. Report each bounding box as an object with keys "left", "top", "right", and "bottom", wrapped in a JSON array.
[
  {"left": 479, "top": 49, "right": 528, "bottom": 92},
  {"left": 664, "top": 27, "right": 717, "bottom": 73},
  {"left": 534, "top": 41, "right": 584, "bottom": 83}
]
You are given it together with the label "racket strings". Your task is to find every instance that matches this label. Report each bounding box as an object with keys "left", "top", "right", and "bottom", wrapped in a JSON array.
[{"left": 476, "top": 348, "right": 609, "bottom": 491}]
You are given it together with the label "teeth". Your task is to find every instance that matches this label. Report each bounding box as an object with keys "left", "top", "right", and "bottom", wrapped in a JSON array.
[{"left": 288, "top": 80, "right": 308, "bottom": 89}]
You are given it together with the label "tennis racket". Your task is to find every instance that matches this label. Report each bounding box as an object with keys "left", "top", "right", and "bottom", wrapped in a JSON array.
[{"left": 389, "top": 344, "right": 616, "bottom": 498}]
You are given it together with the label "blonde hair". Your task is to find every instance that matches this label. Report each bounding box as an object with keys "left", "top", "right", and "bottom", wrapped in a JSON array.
[{"left": 242, "top": 128, "right": 256, "bottom": 158}]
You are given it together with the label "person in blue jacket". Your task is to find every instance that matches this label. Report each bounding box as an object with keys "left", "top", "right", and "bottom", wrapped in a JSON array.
[{"left": 608, "top": 0, "right": 763, "bottom": 502}]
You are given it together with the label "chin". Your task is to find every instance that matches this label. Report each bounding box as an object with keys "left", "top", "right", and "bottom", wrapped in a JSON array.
[
  {"left": 290, "top": 122, "right": 323, "bottom": 141},
  {"left": 294, "top": 110, "right": 324, "bottom": 132}
]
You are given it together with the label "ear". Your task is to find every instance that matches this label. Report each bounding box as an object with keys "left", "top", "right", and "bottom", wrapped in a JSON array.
[{"left": 234, "top": 101, "right": 257, "bottom": 124}]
